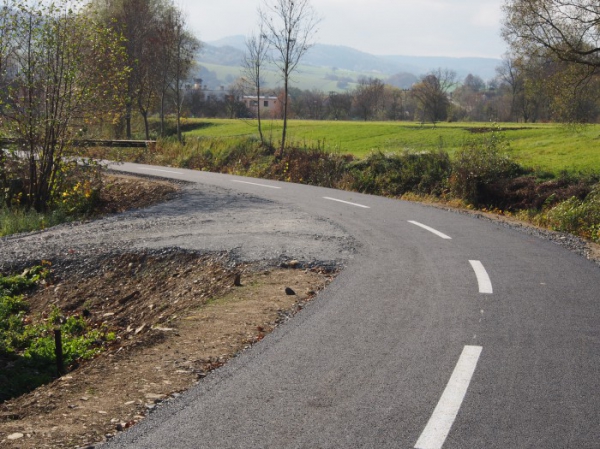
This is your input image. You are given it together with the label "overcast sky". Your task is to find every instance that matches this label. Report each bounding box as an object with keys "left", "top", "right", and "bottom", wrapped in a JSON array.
[{"left": 178, "top": 0, "right": 507, "bottom": 59}]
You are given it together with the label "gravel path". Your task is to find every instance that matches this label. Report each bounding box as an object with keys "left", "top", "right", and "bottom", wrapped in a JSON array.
[{"left": 0, "top": 183, "right": 357, "bottom": 271}]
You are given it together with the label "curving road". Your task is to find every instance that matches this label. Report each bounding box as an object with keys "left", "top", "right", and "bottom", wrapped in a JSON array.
[{"left": 103, "top": 162, "right": 600, "bottom": 449}]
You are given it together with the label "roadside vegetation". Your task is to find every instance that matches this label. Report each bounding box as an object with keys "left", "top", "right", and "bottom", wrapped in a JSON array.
[
  {"left": 87, "top": 121, "right": 600, "bottom": 244},
  {"left": 1, "top": 159, "right": 103, "bottom": 237},
  {"left": 0, "top": 262, "right": 116, "bottom": 402},
  {"left": 0, "top": 0, "right": 196, "bottom": 236}
]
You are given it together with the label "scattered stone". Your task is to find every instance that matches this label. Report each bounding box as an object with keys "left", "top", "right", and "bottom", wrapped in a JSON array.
[
  {"left": 285, "top": 287, "right": 296, "bottom": 295},
  {"left": 144, "top": 393, "right": 166, "bottom": 400},
  {"left": 119, "top": 291, "right": 140, "bottom": 305},
  {"left": 8, "top": 433, "right": 24, "bottom": 440}
]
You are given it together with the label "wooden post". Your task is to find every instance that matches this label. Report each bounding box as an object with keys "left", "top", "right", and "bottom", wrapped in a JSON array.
[{"left": 54, "top": 328, "right": 64, "bottom": 377}]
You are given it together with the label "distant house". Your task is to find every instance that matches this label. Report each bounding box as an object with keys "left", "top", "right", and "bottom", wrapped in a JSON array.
[
  {"left": 188, "top": 79, "right": 231, "bottom": 101},
  {"left": 204, "top": 85, "right": 230, "bottom": 101},
  {"left": 242, "top": 95, "right": 280, "bottom": 118}
]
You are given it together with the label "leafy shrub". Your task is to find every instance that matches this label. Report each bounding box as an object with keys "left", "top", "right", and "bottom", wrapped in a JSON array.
[
  {"left": 541, "top": 185, "right": 600, "bottom": 241},
  {"left": 480, "top": 175, "right": 593, "bottom": 212},
  {"left": 346, "top": 150, "right": 451, "bottom": 196},
  {"left": 1, "top": 159, "right": 103, "bottom": 237},
  {"left": 266, "top": 147, "right": 350, "bottom": 188},
  {"left": 450, "top": 129, "right": 524, "bottom": 206},
  {"left": 53, "top": 162, "right": 102, "bottom": 215}
]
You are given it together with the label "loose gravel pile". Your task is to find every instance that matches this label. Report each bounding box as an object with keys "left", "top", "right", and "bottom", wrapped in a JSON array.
[{"left": 0, "top": 183, "right": 357, "bottom": 273}]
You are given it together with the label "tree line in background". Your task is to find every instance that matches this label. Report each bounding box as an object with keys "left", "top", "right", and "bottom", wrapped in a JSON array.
[
  {"left": 188, "top": 59, "right": 599, "bottom": 126},
  {"left": 191, "top": 0, "right": 600, "bottom": 126}
]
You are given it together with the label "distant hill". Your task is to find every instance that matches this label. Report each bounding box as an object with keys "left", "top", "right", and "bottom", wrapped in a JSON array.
[
  {"left": 380, "top": 55, "right": 500, "bottom": 80},
  {"left": 199, "top": 35, "right": 501, "bottom": 90}
]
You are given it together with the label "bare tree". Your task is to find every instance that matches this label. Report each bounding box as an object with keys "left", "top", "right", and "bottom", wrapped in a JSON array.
[
  {"left": 382, "top": 85, "right": 405, "bottom": 121},
  {"left": 411, "top": 69, "right": 456, "bottom": 126},
  {"left": 243, "top": 30, "right": 269, "bottom": 144},
  {"left": 327, "top": 91, "right": 352, "bottom": 120},
  {"left": 169, "top": 9, "right": 200, "bottom": 143},
  {"left": 502, "top": 0, "right": 600, "bottom": 69},
  {"left": 497, "top": 54, "right": 526, "bottom": 121},
  {"left": 224, "top": 78, "right": 247, "bottom": 119},
  {"left": 259, "top": 0, "right": 320, "bottom": 153},
  {"left": 154, "top": 3, "right": 177, "bottom": 138},
  {"left": 353, "top": 77, "right": 385, "bottom": 121}
]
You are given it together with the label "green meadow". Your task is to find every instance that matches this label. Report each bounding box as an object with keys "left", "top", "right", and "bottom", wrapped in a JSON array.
[
  {"left": 200, "top": 62, "right": 370, "bottom": 92},
  {"left": 184, "top": 119, "right": 600, "bottom": 175}
]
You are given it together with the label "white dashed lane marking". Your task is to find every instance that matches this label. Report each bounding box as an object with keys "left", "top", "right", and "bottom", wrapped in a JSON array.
[
  {"left": 139, "top": 168, "right": 184, "bottom": 175},
  {"left": 323, "top": 197, "right": 370, "bottom": 209},
  {"left": 415, "top": 346, "right": 483, "bottom": 449},
  {"left": 469, "top": 260, "right": 493, "bottom": 294},
  {"left": 232, "top": 180, "right": 282, "bottom": 189},
  {"left": 408, "top": 221, "right": 452, "bottom": 240}
]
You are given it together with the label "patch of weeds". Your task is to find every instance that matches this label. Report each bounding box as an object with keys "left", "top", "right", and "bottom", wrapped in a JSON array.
[
  {"left": 538, "top": 185, "right": 600, "bottom": 242},
  {"left": 450, "top": 128, "right": 526, "bottom": 206},
  {"left": 0, "top": 264, "right": 115, "bottom": 403},
  {"left": 346, "top": 150, "right": 451, "bottom": 196}
]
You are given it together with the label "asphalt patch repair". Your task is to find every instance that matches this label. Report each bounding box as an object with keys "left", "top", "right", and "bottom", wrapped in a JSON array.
[{"left": 1, "top": 238, "right": 336, "bottom": 447}]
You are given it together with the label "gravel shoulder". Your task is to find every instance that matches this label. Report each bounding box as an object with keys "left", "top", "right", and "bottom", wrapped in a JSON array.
[
  {"left": 0, "top": 174, "right": 354, "bottom": 448},
  {"left": 0, "top": 179, "right": 355, "bottom": 271}
]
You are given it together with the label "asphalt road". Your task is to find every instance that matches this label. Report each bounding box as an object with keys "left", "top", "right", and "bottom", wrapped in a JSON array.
[{"left": 102, "top": 162, "right": 600, "bottom": 449}]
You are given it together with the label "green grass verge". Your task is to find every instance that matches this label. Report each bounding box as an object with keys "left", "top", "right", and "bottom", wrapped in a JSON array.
[
  {"left": 183, "top": 119, "right": 600, "bottom": 175},
  {"left": 0, "top": 207, "right": 68, "bottom": 237}
]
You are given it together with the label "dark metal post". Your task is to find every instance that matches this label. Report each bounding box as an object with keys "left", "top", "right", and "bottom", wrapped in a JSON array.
[{"left": 54, "top": 328, "right": 64, "bottom": 377}]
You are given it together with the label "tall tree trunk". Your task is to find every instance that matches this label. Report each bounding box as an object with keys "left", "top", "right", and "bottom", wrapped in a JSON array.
[
  {"left": 160, "top": 91, "right": 166, "bottom": 137},
  {"left": 281, "top": 76, "right": 288, "bottom": 154},
  {"left": 125, "top": 102, "right": 132, "bottom": 139},
  {"left": 257, "top": 76, "right": 264, "bottom": 145}
]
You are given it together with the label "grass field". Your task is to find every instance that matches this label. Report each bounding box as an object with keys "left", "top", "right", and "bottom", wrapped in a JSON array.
[
  {"left": 184, "top": 119, "right": 600, "bottom": 174},
  {"left": 200, "top": 62, "right": 372, "bottom": 92}
]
